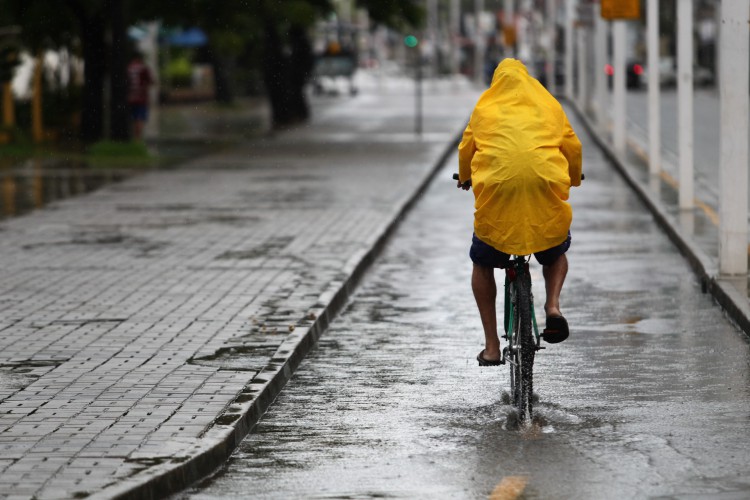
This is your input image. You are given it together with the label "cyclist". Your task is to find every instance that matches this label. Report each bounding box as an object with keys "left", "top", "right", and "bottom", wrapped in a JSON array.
[{"left": 456, "top": 58, "right": 582, "bottom": 366}]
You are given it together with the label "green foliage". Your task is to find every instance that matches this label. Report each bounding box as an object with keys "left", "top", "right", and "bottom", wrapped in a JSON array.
[
  {"left": 86, "top": 140, "right": 150, "bottom": 158},
  {"left": 356, "top": 0, "right": 424, "bottom": 29},
  {"left": 164, "top": 55, "right": 193, "bottom": 88},
  {"left": 0, "top": 0, "right": 80, "bottom": 50}
]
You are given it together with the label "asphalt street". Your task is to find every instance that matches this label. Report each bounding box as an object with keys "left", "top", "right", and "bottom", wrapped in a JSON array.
[{"left": 179, "top": 106, "right": 750, "bottom": 499}]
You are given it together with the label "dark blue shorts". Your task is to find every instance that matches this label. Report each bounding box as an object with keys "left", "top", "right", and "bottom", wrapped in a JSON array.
[
  {"left": 130, "top": 104, "right": 149, "bottom": 121},
  {"left": 470, "top": 231, "right": 571, "bottom": 268}
]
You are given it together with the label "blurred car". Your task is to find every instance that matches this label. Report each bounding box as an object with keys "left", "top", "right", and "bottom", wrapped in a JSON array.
[
  {"left": 605, "top": 59, "right": 644, "bottom": 89},
  {"left": 640, "top": 57, "right": 715, "bottom": 88},
  {"left": 533, "top": 57, "right": 565, "bottom": 90}
]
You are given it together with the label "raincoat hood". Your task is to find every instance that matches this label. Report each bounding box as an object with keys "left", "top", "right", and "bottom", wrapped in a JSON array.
[
  {"left": 457, "top": 58, "right": 582, "bottom": 255},
  {"left": 490, "top": 58, "right": 528, "bottom": 87}
]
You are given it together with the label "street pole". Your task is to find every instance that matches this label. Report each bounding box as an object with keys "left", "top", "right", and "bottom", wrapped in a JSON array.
[
  {"left": 647, "top": 0, "right": 660, "bottom": 176},
  {"left": 545, "top": 0, "right": 556, "bottom": 95},
  {"left": 504, "top": 0, "right": 515, "bottom": 58},
  {"left": 718, "top": 0, "right": 749, "bottom": 277},
  {"left": 450, "top": 0, "right": 461, "bottom": 76},
  {"left": 594, "top": 2, "right": 607, "bottom": 126},
  {"left": 428, "top": 0, "right": 438, "bottom": 79},
  {"left": 576, "top": 13, "right": 586, "bottom": 111},
  {"left": 518, "top": 0, "right": 532, "bottom": 62},
  {"left": 612, "top": 20, "right": 626, "bottom": 153},
  {"left": 677, "top": 0, "right": 693, "bottom": 210},
  {"left": 565, "top": 0, "right": 576, "bottom": 100},
  {"left": 143, "top": 22, "right": 160, "bottom": 140},
  {"left": 416, "top": 49, "right": 423, "bottom": 136},
  {"left": 474, "top": 0, "right": 485, "bottom": 86}
]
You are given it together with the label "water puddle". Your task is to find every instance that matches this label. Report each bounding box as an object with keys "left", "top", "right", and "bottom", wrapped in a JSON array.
[{"left": 0, "top": 158, "right": 129, "bottom": 220}]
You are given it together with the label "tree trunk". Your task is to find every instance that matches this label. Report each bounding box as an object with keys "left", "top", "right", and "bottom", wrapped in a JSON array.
[
  {"left": 287, "top": 25, "right": 314, "bottom": 122},
  {"left": 108, "top": 0, "right": 130, "bottom": 141},
  {"left": 204, "top": 44, "right": 233, "bottom": 104},
  {"left": 262, "top": 20, "right": 292, "bottom": 128},
  {"left": 80, "top": 16, "right": 106, "bottom": 143}
]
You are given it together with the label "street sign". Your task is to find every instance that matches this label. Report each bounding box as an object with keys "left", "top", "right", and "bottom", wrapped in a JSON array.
[{"left": 601, "top": 0, "right": 640, "bottom": 20}]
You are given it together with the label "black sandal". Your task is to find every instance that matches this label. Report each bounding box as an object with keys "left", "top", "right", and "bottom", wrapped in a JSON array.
[
  {"left": 542, "top": 316, "right": 569, "bottom": 344},
  {"left": 477, "top": 349, "right": 502, "bottom": 366}
]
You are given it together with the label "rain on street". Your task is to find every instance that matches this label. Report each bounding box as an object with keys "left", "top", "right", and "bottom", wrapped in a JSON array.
[{"left": 179, "top": 109, "right": 750, "bottom": 499}]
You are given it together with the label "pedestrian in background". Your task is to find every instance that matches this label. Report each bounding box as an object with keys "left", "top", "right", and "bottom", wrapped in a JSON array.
[
  {"left": 127, "top": 52, "right": 153, "bottom": 140},
  {"left": 457, "top": 58, "right": 582, "bottom": 366}
]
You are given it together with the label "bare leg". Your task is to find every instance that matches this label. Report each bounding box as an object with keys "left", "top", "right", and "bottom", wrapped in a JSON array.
[
  {"left": 543, "top": 254, "right": 568, "bottom": 318},
  {"left": 472, "top": 264, "right": 500, "bottom": 361}
]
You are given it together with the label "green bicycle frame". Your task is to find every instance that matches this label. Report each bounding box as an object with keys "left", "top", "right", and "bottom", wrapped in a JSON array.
[{"left": 503, "top": 256, "right": 541, "bottom": 344}]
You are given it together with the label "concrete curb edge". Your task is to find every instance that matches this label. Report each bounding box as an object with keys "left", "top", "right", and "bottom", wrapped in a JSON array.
[
  {"left": 100, "top": 130, "right": 465, "bottom": 500},
  {"left": 568, "top": 101, "right": 750, "bottom": 338}
]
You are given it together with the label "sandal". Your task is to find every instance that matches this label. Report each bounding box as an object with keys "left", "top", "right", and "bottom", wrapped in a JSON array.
[
  {"left": 542, "top": 315, "right": 569, "bottom": 344},
  {"left": 477, "top": 349, "right": 502, "bottom": 366}
]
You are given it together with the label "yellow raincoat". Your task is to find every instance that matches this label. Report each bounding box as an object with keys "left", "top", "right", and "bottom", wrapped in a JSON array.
[{"left": 458, "top": 58, "right": 582, "bottom": 256}]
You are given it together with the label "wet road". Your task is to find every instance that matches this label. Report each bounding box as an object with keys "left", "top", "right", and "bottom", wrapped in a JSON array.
[{"left": 179, "top": 110, "right": 750, "bottom": 499}]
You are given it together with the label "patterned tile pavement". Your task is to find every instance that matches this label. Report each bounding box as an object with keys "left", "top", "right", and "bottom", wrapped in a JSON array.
[{"left": 0, "top": 76, "right": 481, "bottom": 499}]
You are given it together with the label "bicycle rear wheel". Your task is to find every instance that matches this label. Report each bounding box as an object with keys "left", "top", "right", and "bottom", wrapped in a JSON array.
[{"left": 513, "top": 266, "right": 535, "bottom": 422}]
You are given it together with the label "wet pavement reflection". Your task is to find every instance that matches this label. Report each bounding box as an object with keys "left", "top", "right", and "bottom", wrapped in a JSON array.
[
  {"left": 0, "top": 158, "right": 129, "bottom": 220},
  {"left": 179, "top": 111, "right": 750, "bottom": 499}
]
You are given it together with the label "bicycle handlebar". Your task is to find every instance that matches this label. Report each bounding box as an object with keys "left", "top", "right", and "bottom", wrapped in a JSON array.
[
  {"left": 453, "top": 172, "right": 585, "bottom": 186},
  {"left": 452, "top": 173, "right": 471, "bottom": 188}
]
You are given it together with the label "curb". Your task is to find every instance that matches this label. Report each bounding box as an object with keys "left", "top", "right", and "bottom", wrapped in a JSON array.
[
  {"left": 97, "top": 129, "right": 466, "bottom": 500},
  {"left": 568, "top": 101, "right": 750, "bottom": 338}
]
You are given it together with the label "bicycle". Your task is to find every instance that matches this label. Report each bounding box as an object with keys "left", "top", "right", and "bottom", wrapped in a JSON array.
[
  {"left": 453, "top": 173, "right": 542, "bottom": 423},
  {"left": 501, "top": 254, "right": 542, "bottom": 423}
]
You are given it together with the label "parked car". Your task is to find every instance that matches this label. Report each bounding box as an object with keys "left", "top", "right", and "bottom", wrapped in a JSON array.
[
  {"left": 605, "top": 59, "right": 644, "bottom": 89},
  {"left": 641, "top": 57, "right": 715, "bottom": 88}
]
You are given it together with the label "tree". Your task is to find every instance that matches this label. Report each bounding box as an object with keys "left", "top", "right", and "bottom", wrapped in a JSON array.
[
  {"left": 1, "top": 0, "right": 426, "bottom": 142},
  {"left": 1, "top": 0, "right": 117, "bottom": 142}
]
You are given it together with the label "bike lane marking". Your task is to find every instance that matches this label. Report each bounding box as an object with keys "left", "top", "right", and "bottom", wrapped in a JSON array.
[{"left": 489, "top": 475, "right": 528, "bottom": 500}]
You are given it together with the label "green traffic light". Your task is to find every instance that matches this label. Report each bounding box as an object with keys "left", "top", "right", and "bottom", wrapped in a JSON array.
[{"left": 404, "top": 35, "right": 419, "bottom": 48}]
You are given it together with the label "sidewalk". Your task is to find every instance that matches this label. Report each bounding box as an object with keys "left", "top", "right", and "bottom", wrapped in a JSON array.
[
  {"left": 570, "top": 99, "right": 750, "bottom": 338},
  {"left": 0, "top": 74, "right": 481, "bottom": 500}
]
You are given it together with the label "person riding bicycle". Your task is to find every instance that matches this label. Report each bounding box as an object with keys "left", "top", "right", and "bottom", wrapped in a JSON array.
[{"left": 456, "top": 58, "right": 582, "bottom": 366}]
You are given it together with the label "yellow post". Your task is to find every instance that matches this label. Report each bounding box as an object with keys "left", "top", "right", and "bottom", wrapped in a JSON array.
[
  {"left": 2, "top": 175, "right": 16, "bottom": 216},
  {"left": 32, "top": 53, "right": 43, "bottom": 143}
]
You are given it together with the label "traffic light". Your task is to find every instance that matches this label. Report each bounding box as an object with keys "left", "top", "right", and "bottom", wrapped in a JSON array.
[
  {"left": 404, "top": 35, "right": 419, "bottom": 48},
  {"left": 0, "top": 43, "right": 20, "bottom": 83}
]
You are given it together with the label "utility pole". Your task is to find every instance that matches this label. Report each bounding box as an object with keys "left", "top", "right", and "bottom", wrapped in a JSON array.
[
  {"left": 647, "top": 0, "right": 661, "bottom": 176},
  {"left": 545, "top": 0, "right": 557, "bottom": 95},
  {"left": 576, "top": 1, "right": 588, "bottom": 112},
  {"left": 504, "top": 0, "right": 516, "bottom": 58},
  {"left": 718, "top": 0, "right": 749, "bottom": 277},
  {"left": 140, "top": 22, "right": 160, "bottom": 140},
  {"left": 677, "top": 0, "right": 693, "bottom": 210},
  {"left": 450, "top": 0, "right": 461, "bottom": 76},
  {"left": 612, "top": 20, "right": 626, "bottom": 153},
  {"left": 594, "top": 1, "right": 607, "bottom": 125},
  {"left": 428, "top": 0, "right": 438, "bottom": 78},
  {"left": 564, "top": 0, "right": 576, "bottom": 100},
  {"left": 474, "top": 0, "right": 485, "bottom": 86}
]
